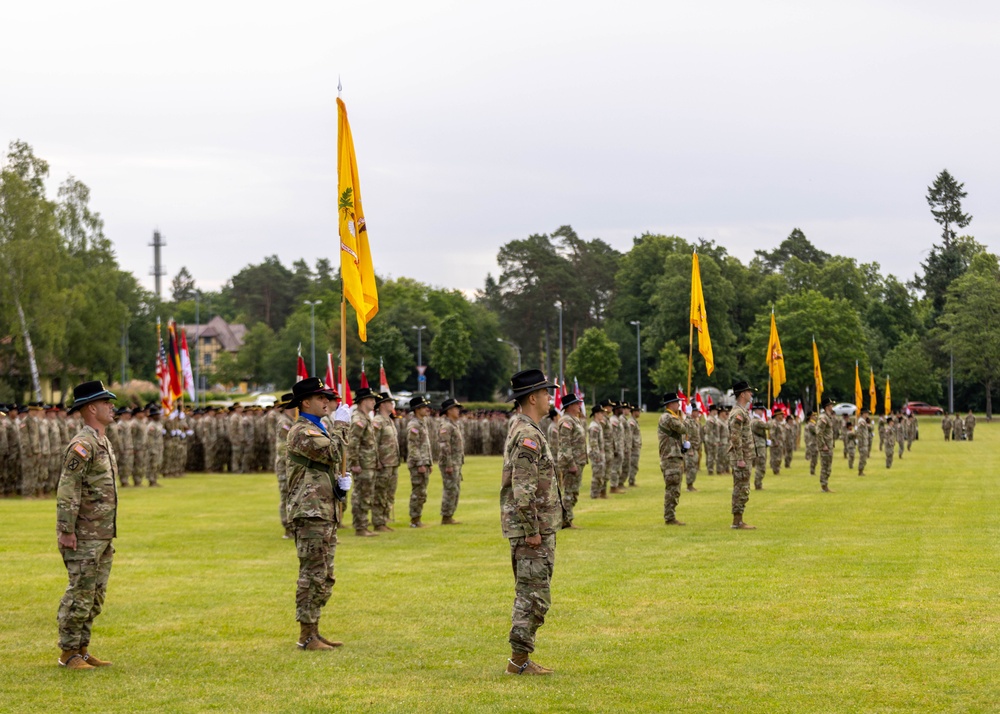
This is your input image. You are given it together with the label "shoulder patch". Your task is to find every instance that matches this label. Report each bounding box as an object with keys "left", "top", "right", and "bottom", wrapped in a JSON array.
[
  {"left": 410, "top": 427, "right": 419, "bottom": 434},
  {"left": 440, "top": 427, "right": 448, "bottom": 435},
  {"left": 522, "top": 438, "right": 538, "bottom": 451},
  {"left": 561, "top": 421, "right": 573, "bottom": 429},
  {"left": 73, "top": 443, "right": 90, "bottom": 459},
  {"left": 306, "top": 429, "right": 321, "bottom": 436},
  {"left": 67, "top": 457, "right": 82, "bottom": 472},
  {"left": 282, "top": 424, "right": 291, "bottom": 431}
]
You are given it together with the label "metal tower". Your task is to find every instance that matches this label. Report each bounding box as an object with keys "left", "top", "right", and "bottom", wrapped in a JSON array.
[{"left": 149, "top": 230, "right": 167, "bottom": 298}]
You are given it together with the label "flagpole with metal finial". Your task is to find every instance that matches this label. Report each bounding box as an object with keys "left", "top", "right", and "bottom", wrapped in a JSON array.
[{"left": 337, "top": 78, "right": 348, "bottom": 523}]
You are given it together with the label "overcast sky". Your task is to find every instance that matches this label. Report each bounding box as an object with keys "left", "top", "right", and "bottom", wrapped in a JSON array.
[{"left": 3, "top": 1, "right": 998, "bottom": 297}]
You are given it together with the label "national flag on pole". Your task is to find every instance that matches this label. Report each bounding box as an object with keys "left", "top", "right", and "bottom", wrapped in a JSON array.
[
  {"left": 767, "top": 311, "right": 786, "bottom": 399},
  {"left": 359, "top": 359, "right": 369, "bottom": 389},
  {"left": 854, "top": 361, "right": 863, "bottom": 415},
  {"left": 180, "top": 329, "right": 195, "bottom": 401},
  {"left": 812, "top": 337, "right": 823, "bottom": 410},
  {"left": 378, "top": 358, "right": 392, "bottom": 398},
  {"left": 156, "top": 318, "right": 172, "bottom": 412},
  {"left": 884, "top": 376, "right": 891, "bottom": 415},
  {"left": 167, "top": 320, "right": 183, "bottom": 401},
  {"left": 795, "top": 401, "right": 805, "bottom": 421},
  {"left": 337, "top": 97, "right": 378, "bottom": 342},
  {"left": 690, "top": 252, "right": 714, "bottom": 375},
  {"left": 677, "top": 386, "right": 689, "bottom": 412},
  {"left": 694, "top": 392, "right": 706, "bottom": 414},
  {"left": 573, "top": 377, "right": 583, "bottom": 401},
  {"left": 324, "top": 353, "right": 336, "bottom": 390},
  {"left": 339, "top": 359, "right": 353, "bottom": 407},
  {"left": 554, "top": 380, "right": 563, "bottom": 411},
  {"left": 296, "top": 344, "right": 309, "bottom": 383},
  {"left": 869, "top": 368, "right": 877, "bottom": 414}
]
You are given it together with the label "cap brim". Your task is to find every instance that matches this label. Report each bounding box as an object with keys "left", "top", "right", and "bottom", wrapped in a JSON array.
[
  {"left": 67, "top": 390, "right": 117, "bottom": 414},
  {"left": 507, "top": 381, "right": 559, "bottom": 402}
]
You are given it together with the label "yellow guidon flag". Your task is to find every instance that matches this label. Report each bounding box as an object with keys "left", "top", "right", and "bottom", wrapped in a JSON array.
[
  {"left": 812, "top": 337, "right": 823, "bottom": 409},
  {"left": 884, "top": 376, "right": 891, "bottom": 416},
  {"left": 767, "top": 311, "right": 786, "bottom": 398},
  {"left": 854, "top": 361, "right": 863, "bottom": 414},
  {"left": 337, "top": 97, "right": 378, "bottom": 341},
  {"left": 689, "top": 252, "right": 714, "bottom": 375},
  {"left": 869, "top": 368, "right": 877, "bottom": 413}
]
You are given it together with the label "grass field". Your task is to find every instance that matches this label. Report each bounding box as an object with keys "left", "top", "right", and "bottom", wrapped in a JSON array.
[{"left": 2, "top": 415, "right": 998, "bottom": 713}]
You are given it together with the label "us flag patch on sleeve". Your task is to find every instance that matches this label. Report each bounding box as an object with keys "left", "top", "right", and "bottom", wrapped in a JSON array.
[
  {"left": 410, "top": 427, "right": 419, "bottom": 434},
  {"left": 522, "top": 438, "right": 538, "bottom": 451},
  {"left": 73, "top": 443, "right": 90, "bottom": 459}
]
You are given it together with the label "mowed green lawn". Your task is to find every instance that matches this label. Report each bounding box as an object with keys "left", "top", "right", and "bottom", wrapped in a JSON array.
[{"left": 2, "top": 415, "right": 999, "bottom": 713}]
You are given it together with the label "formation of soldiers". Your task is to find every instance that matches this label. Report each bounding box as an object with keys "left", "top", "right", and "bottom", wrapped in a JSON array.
[{"left": 1, "top": 403, "right": 82, "bottom": 497}]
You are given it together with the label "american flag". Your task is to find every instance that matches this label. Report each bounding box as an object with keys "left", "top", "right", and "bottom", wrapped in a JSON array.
[{"left": 156, "top": 323, "right": 172, "bottom": 412}]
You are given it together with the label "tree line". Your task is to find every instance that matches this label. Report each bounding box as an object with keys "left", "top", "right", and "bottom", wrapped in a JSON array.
[{"left": 1, "top": 141, "right": 995, "bottom": 414}]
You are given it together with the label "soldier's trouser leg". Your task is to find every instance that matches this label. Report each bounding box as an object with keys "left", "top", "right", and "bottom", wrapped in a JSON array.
[
  {"left": 731, "top": 464, "right": 750, "bottom": 516},
  {"left": 293, "top": 518, "right": 336, "bottom": 624},
  {"left": 121, "top": 449, "right": 133, "bottom": 486},
  {"left": 240, "top": 446, "right": 253, "bottom": 474},
  {"left": 848, "top": 447, "right": 855, "bottom": 470},
  {"left": 858, "top": 447, "right": 868, "bottom": 474},
  {"left": 373, "top": 467, "right": 398, "bottom": 527},
  {"left": 608, "top": 460, "right": 621, "bottom": 488},
  {"left": 561, "top": 466, "right": 581, "bottom": 526},
  {"left": 351, "top": 469, "right": 376, "bottom": 531},
  {"left": 589, "top": 463, "right": 605, "bottom": 498},
  {"left": 718, "top": 444, "right": 730, "bottom": 473},
  {"left": 820, "top": 452, "right": 833, "bottom": 488},
  {"left": 441, "top": 466, "right": 462, "bottom": 519},
  {"left": 899, "top": 440, "right": 904, "bottom": 458},
  {"left": 276, "top": 462, "right": 290, "bottom": 531},
  {"left": 784, "top": 448, "right": 792, "bottom": 469},
  {"left": 684, "top": 451, "right": 698, "bottom": 487},
  {"left": 58, "top": 540, "right": 113, "bottom": 651},
  {"left": 754, "top": 455, "right": 766, "bottom": 488},
  {"left": 149, "top": 451, "right": 162, "bottom": 486},
  {"left": 809, "top": 450, "right": 818, "bottom": 475},
  {"left": 770, "top": 448, "right": 782, "bottom": 475},
  {"left": 629, "top": 454, "right": 640, "bottom": 486},
  {"left": 705, "top": 444, "right": 716, "bottom": 474},
  {"left": 509, "top": 534, "right": 555, "bottom": 655},
  {"left": 662, "top": 463, "right": 682, "bottom": 522},
  {"left": 885, "top": 445, "right": 894, "bottom": 468},
  {"left": 408, "top": 466, "right": 428, "bottom": 520},
  {"left": 231, "top": 447, "right": 240, "bottom": 473}
]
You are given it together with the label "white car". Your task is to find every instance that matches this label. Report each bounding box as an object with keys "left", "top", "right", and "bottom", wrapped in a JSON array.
[
  {"left": 832, "top": 402, "right": 857, "bottom": 416},
  {"left": 254, "top": 395, "right": 277, "bottom": 408}
]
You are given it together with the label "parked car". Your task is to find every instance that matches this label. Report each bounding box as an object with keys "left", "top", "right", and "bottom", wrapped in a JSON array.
[
  {"left": 832, "top": 402, "right": 857, "bottom": 416},
  {"left": 904, "top": 401, "right": 944, "bottom": 416}
]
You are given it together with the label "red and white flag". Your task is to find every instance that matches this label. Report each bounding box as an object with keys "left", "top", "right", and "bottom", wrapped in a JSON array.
[
  {"left": 339, "top": 360, "right": 353, "bottom": 407},
  {"left": 180, "top": 328, "right": 196, "bottom": 401},
  {"left": 324, "top": 353, "right": 337, "bottom": 391},
  {"left": 554, "top": 379, "right": 563, "bottom": 411},
  {"left": 359, "top": 359, "right": 369, "bottom": 389},
  {"left": 379, "top": 357, "right": 392, "bottom": 398},
  {"left": 573, "top": 377, "right": 583, "bottom": 401},
  {"left": 694, "top": 392, "right": 706, "bottom": 414},
  {"left": 296, "top": 344, "right": 309, "bottom": 383}
]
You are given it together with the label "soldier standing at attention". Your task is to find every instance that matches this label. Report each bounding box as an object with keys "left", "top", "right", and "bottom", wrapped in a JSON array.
[
  {"left": 965, "top": 410, "right": 976, "bottom": 441},
  {"left": 588, "top": 404, "right": 607, "bottom": 499},
  {"left": 274, "top": 393, "right": 296, "bottom": 539},
  {"left": 684, "top": 408, "right": 702, "bottom": 492},
  {"left": 372, "top": 392, "right": 400, "bottom": 533},
  {"left": 941, "top": 413, "right": 952, "bottom": 441},
  {"left": 545, "top": 408, "right": 560, "bottom": 464},
  {"left": 618, "top": 402, "right": 632, "bottom": 490},
  {"left": 717, "top": 407, "right": 731, "bottom": 474},
  {"left": 405, "top": 395, "right": 434, "bottom": 528},
  {"left": 728, "top": 382, "right": 757, "bottom": 529},
  {"left": 702, "top": 406, "right": 717, "bottom": 475},
  {"left": 856, "top": 409, "right": 872, "bottom": 476},
  {"left": 884, "top": 416, "right": 896, "bottom": 468},
  {"left": 844, "top": 422, "right": 857, "bottom": 470},
  {"left": 556, "top": 393, "right": 587, "bottom": 529},
  {"left": 285, "top": 377, "right": 352, "bottom": 651},
  {"left": 804, "top": 411, "right": 818, "bottom": 475},
  {"left": 783, "top": 413, "right": 795, "bottom": 469},
  {"left": 597, "top": 400, "right": 615, "bottom": 496},
  {"left": 437, "top": 397, "right": 465, "bottom": 525},
  {"left": 628, "top": 404, "right": 642, "bottom": 487},
  {"left": 816, "top": 398, "right": 835, "bottom": 492},
  {"left": 751, "top": 405, "right": 769, "bottom": 490},
  {"left": 147, "top": 408, "right": 164, "bottom": 487},
  {"left": 769, "top": 411, "right": 785, "bottom": 475},
  {"left": 117, "top": 408, "right": 133, "bottom": 487},
  {"left": 607, "top": 402, "right": 625, "bottom": 494},
  {"left": 658, "top": 393, "right": 688, "bottom": 526},
  {"left": 896, "top": 414, "right": 906, "bottom": 458},
  {"left": 348, "top": 387, "right": 379, "bottom": 537},
  {"left": 500, "top": 369, "right": 563, "bottom": 676},
  {"left": 56, "top": 381, "right": 119, "bottom": 670}
]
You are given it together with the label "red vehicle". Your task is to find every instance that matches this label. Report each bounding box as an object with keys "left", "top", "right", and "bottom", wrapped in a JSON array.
[{"left": 904, "top": 401, "right": 945, "bottom": 416}]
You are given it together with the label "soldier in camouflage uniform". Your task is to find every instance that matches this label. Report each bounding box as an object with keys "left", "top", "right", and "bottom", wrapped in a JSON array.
[
  {"left": 545, "top": 408, "right": 560, "bottom": 464},
  {"left": 588, "top": 404, "right": 607, "bottom": 499},
  {"left": 728, "top": 382, "right": 757, "bottom": 529},
  {"left": 599, "top": 399, "right": 616, "bottom": 495},
  {"left": 618, "top": 403, "right": 632, "bottom": 489},
  {"left": 129, "top": 409, "right": 148, "bottom": 486},
  {"left": 146, "top": 408, "right": 164, "bottom": 487},
  {"left": 22, "top": 404, "right": 45, "bottom": 497},
  {"left": 500, "top": 369, "right": 563, "bottom": 676},
  {"left": 844, "top": 421, "right": 857, "bottom": 469},
  {"left": 628, "top": 404, "right": 642, "bottom": 487},
  {"left": 556, "top": 394, "right": 587, "bottom": 528},
  {"left": 704, "top": 406, "right": 719, "bottom": 474},
  {"left": 717, "top": 407, "right": 731, "bottom": 474},
  {"left": 438, "top": 397, "right": 465, "bottom": 525},
  {"left": 769, "top": 411, "right": 785, "bottom": 475},
  {"left": 406, "top": 395, "right": 434, "bottom": 528},
  {"left": 896, "top": 415, "right": 906, "bottom": 457},
  {"left": 965, "top": 410, "right": 976, "bottom": 441},
  {"left": 607, "top": 402, "right": 625, "bottom": 493},
  {"left": 658, "top": 393, "right": 688, "bottom": 525},
  {"left": 274, "top": 394, "right": 296, "bottom": 539},
  {"left": 348, "top": 387, "right": 379, "bottom": 537},
  {"left": 804, "top": 412, "right": 817, "bottom": 475},
  {"left": 372, "top": 392, "right": 400, "bottom": 532},
  {"left": 783, "top": 414, "right": 795, "bottom": 469},
  {"left": 856, "top": 410, "right": 872, "bottom": 475},
  {"left": 684, "top": 409, "right": 702, "bottom": 491},
  {"left": 285, "top": 378, "right": 352, "bottom": 650},
  {"left": 116, "top": 408, "right": 133, "bottom": 486},
  {"left": 884, "top": 416, "right": 896, "bottom": 468},
  {"left": 56, "top": 381, "right": 119, "bottom": 670},
  {"left": 751, "top": 406, "right": 769, "bottom": 490},
  {"left": 816, "top": 399, "right": 835, "bottom": 492}
]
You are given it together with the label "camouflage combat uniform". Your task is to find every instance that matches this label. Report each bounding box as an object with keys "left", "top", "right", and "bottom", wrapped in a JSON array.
[
  {"left": 618, "top": 412, "right": 631, "bottom": 488},
  {"left": 717, "top": 414, "right": 731, "bottom": 474},
  {"left": 146, "top": 418, "right": 163, "bottom": 486},
  {"left": 657, "top": 407, "right": 686, "bottom": 523},
  {"left": 348, "top": 409, "right": 378, "bottom": 532},
  {"left": 816, "top": 410, "right": 834, "bottom": 488},
  {"left": 608, "top": 412, "right": 623, "bottom": 489},
  {"left": 130, "top": 417, "right": 148, "bottom": 486},
  {"left": 844, "top": 426, "right": 857, "bottom": 469},
  {"left": 56, "top": 425, "right": 118, "bottom": 652},
  {"left": 438, "top": 417, "right": 465, "bottom": 521},
  {"left": 588, "top": 417, "right": 606, "bottom": 498},
  {"left": 406, "top": 415, "right": 433, "bottom": 522},
  {"left": 501, "top": 414, "right": 564, "bottom": 655},
  {"left": 373, "top": 413, "right": 400, "bottom": 529},
  {"left": 703, "top": 414, "right": 719, "bottom": 474},
  {"left": 601, "top": 416, "right": 614, "bottom": 494},
  {"left": 965, "top": 413, "right": 976, "bottom": 441},
  {"left": 856, "top": 417, "right": 871, "bottom": 475},
  {"left": 783, "top": 418, "right": 795, "bottom": 468},
  {"left": 275, "top": 410, "right": 294, "bottom": 534},
  {"left": 556, "top": 412, "right": 587, "bottom": 527},
  {"left": 628, "top": 413, "right": 641, "bottom": 486},
  {"left": 728, "top": 403, "right": 755, "bottom": 517},
  {"left": 884, "top": 420, "right": 896, "bottom": 468},
  {"left": 804, "top": 416, "right": 818, "bottom": 475},
  {"left": 286, "top": 415, "right": 348, "bottom": 626},
  {"left": 769, "top": 417, "right": 784, "bottom": 475},
  {"left": 751, "top": 416, "right": 768, "bottom": 489},
  {"left": 683, "top": 413, "right": 702, "bottom": 488}
]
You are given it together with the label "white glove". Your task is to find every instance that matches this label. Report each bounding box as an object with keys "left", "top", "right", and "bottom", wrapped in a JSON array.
[
  {"left": 186, "top": 429, "right": 194, "bottom": 437},
  {"left": 682, "top": 440, "right": 691, "bottom": 450},
  {"left": 766, "top": 439, "right": 772, "bottom": 446},
  {"left": 334, "top": 405, "right": 351, "bottom": 423},
  {"left": 337, "top": 474, "right": 353, "bottom": 491}
]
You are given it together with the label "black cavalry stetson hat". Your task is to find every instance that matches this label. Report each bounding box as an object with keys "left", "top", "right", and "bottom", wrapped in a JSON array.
[
  {"left": 441, "top": 397, "right": 462, "bottom": 412},
  {"left": 561, "top": 393, "right": 581, "bottom": 410},
  {"left": 291, "top": 377, "right": 336, "bottom": 407},
  {"left": 354, "top": 386, "right": 377, "bottom": 403},
  {"left": 821, "top": 397, "right": 834, "bottom": 408},
  {"left": 506, "top": 369, "right": 557, "bottom": 402},
  {"left": 590, "top": 403, "right": 605, "bottom": 416},
  {"left": 68, "top": 380, "right": 117, "bottom": 414},
  {"left": 277, "top": 392, "right": 295, "bottom": 408},
  {"left": 408, "top": 395, "right": 431, "bottom": 410},
  {"left": 660, "top": 392, "right": 681, "bottom": 407},
  {"left": 375, "top": 391, "right": 394, "bottom": 407},
  {"left": 731, "top": 380, "right": 755, "bottom": 395}
]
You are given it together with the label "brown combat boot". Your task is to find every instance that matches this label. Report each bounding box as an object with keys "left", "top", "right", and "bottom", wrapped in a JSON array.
[
  {"left": 598, "top": 490, "right": 608, "bottom": 499},
  {"left": 355, "top": 528, "right": 378, "bottom": 537},
  {"left": 441, "top": 516, "right": 462, "bottom": 525},
  {"left": 374, "top": 524, "right": 394, "bottom": 533},
  {"left": 731, "top": 516, "right": 756, "bottom": 530},
  {"left": 410, "top": 518, "right": 427, "bottom": 528},
  {"left": 687, "top": 485, "right": 698, "bottom": 492},
  {"left": 79, "top": 646, "right": 112, "bottom": 667},
  {"left": 314, "top": 620, "right": 343, "bottom": 648},
  {"left": 822, "top": 485, "right": 834, "bottom": 493},
  {"left": 665, "top": 519, "right": 686, "bottom": 526},
  {"left": 298, "top": 622, "right": 334, "bottom": 651},
  {"left": 59, "top": 649, "right": 94, "bottom": 670},
  {"left": 504, "top": 651, "right": 553, "bottom": 675}
]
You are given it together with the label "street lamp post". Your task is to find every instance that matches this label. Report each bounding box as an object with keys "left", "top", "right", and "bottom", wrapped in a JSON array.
[
  {"left": 497, "top": 338, "right": 522, "bottom": 372},
  {"left": 412, "top": 325, "right": 427, "bottom": 393},
  {"left": 629, "top": 320, "right": 641, "bottom": 410},
  {"left": 194, "top": 291, "right": 200, "bottom": 405},
  {"left": 555, "top": 301, "right": 564, "bottom": 387},
  {"left": 304, "top": 300, "right": 323, "bottom": 375}
]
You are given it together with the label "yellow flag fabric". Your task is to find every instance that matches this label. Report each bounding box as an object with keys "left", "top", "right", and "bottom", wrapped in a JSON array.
[
  {"left": 812, "top": 339, "right": 823, "bottom": 410},
  {"left": 854, "top": 362, "right": 863, "bottom": 414},
  {"left": 869, "top": 368, "right": 877, "bottom": 413},
  {"left": 337, "top": 98, "right": 378, "bottom": 341},
  {"left": 884, "top": 377, "right": 891, "bottom": 415},
  {"left": 767, "top": 312, "right": 786, "bottom": 399},
  {"left": 689, "top": 253, "right": 714, "bottom": 376}
]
